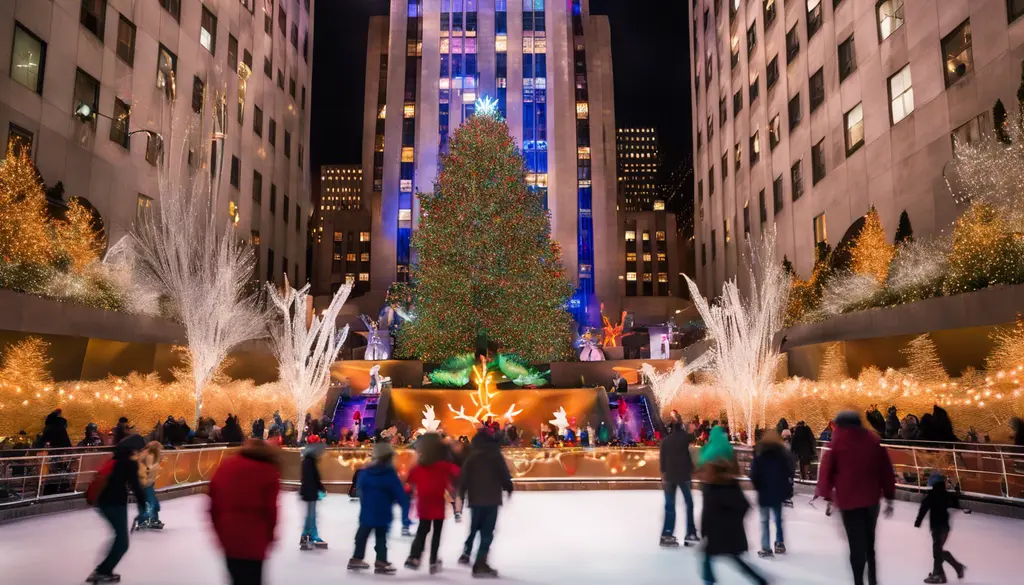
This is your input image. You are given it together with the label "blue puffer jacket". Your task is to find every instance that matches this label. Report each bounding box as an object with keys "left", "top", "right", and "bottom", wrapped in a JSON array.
[
  {"left": 356, "top": 462, "right": 409, "bottom": 527},
  {"left": 749, "top": 442, "right": 795, "bottom": 507}
]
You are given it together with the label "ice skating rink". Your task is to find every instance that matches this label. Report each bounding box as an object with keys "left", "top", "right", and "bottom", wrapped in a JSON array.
[{"left": 1, "top": 490, "right": 1021, "bottom": 585}]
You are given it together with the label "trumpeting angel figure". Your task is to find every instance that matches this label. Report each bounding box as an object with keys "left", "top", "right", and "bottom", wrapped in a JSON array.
[
  {"left": 361, "top": 314, "right": 390, "bottom": 360},
  {"left": 576, "top": 328, "right": 606, "bottom": 362}
]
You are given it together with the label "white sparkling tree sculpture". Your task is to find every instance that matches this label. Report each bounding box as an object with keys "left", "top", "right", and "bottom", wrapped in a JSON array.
[
  {"left": 684, "top": 227, "right": 790, "bottom": 444},
  {"left": 131, "top": 106, "right": 265, "bottom": 424},
  {"left": 641, "top": 355, "right": 709, "bottom": 415},
  {"left": 267, "top": 279, "right": 352, "bottom": 440}
]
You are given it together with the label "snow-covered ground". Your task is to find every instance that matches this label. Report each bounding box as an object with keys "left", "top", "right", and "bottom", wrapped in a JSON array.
[{"left": 1, "top": 490, "right": 1021, "bottom": 585}]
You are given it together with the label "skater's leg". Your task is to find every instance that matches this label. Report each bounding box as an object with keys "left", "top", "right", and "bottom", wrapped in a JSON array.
[
  {"left": 865, "top": 505, "right": 879, "bottom": 585},
  {"left": 729, "top": 554, "right": 769, "bottom": 585},
  {"left": 931, "top": 530, "right": 945, "bottom": 576},
  {"left": 682, "top": 482, "right": 698, "bottom": 537},
  {"left": 701, "top": 552, "right": 716, "bottom": 584},
  {"left": 226, "top": 558, "right": 263, "bottom": 585},
  {"left": 773, "top": 503, "right": 784, "bottom": 545},
  {"left": 662, "top": 481, "right": 677, "bottom": 536},
  {"left": 474, "top": 506, "right": 499, "bottom": 567},
  {"left": 841, "top": 507, "right": 868, "bottom": 585},
  {"left": 429, "top": 519, "right": 444, "bottom": 565},
  {"left": 759, "top": 506, "right": 771, "bottom": 551},
  {"left": 409, "top": 520, "right": 431, "bottom": 560},
  {"left": 464, "top": 507, "right": 482, "bottom": 556},
  {"left": 373, "top": 526, "right": 389, "bottom": 563},
  {"left": 96, "top": 505, "right": 129, "bottom": 575},
  {"left": 353, "top": 524, "right": 372, "bottom": 560},
  {"left": 303, "top": 501, "right": 316, "bottom": 538}
]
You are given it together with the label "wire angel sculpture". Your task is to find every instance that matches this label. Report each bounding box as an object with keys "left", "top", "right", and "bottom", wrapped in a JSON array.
[
  {"left": 549, "top": 407, "right": 571, "bottom": 437},
  {"left": 361, "top": 314, "right": 390, "bottom": 361},
  {"left": 576, "top": 328, "right": 606, "bottom": 361},
  {"left": 266, "top": 277, "right": 352, "bottom": 441}
]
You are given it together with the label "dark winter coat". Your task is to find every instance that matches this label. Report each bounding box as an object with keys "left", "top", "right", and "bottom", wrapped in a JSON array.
[
  {"left": 458, "top": 432, "right": 513, "bottom": 508},
  {"left": 98, "top": 434, "right": 147, "bottom": 509},
  {"left": 300, "top": 455, "right": 325, "bottom": 502},
  {"left": 929, "top": 406, "right": 960, "bottom": 443},
  {"left": 221, "top": 418, "right": 244, "bottom": 444},
  {"left": 113, "top": 422, "right": 130, "bottom": 445},
  {"left": 884, "top": 407, "right": 900, "bottom": 439},
  {"left": 866, "top": 409, "right": 886, "bottom": 436},
  {"left": 208, "top": 440, "right": 281, "bottom": 560},
  {"left": 815, "top": 425, "right": 896, "bottom": 511},
  {"left": 356, "top": 462, "right": 409, "bottom": 527},
  {"left": 700, "top": 462, "right": 750, "bottom": 556},
  {"left": 252, "top": 419, "right": 265, "bottom": 439},
  {"left": 162, "top": 418, "right": 177, "bottom": 444},
  {"left": 749, "top": 442, "right": 795, "bottom": 507},
  {"left": 790, "top": 424, "right": 816, "bottom": 463},
  {"left": 659, "top": 426, "right": 694, "bottom": 484},
  {"left": 915, "top": 483, "right": 960, "bottom": 533}
]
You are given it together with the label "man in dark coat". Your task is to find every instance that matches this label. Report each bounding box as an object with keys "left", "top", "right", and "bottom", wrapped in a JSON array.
[
  {"left": 457, "top": 430, "right": 513, "bottom": 577},
  {"left": 700, "top": 457, "right": 768, "bottom": 585},
  {"left": 816, "top": 411, "right": 896, "bottom": 585},
  {"left": 113, "top": 417, "right": 130, "bottom": 445},
  {"left": 884, "top": 407, "right": 900, "bottom": 440},
  {"left": 221, "top": 416, "right": 244, "bottom": 444},
  {"left": 790, "top": 421, "right": 817, "bottom": 480},
  {"left": 299, "top": 440, "right": 327, "bottom": 549},
  {"left": 88, "top": 434, "right": 147, "bottom": 583},
  {"left": 161, "top": 417, "right": 177, "bottom": 446},
  {"left": 36, "top": 410, "right": 72, "bottom": 448},
  {"left": 750, "top": 430, "right": 795, "bottom": 557},
  {"left": 659, "top": 416, "right": 697, "bottom": 547}
]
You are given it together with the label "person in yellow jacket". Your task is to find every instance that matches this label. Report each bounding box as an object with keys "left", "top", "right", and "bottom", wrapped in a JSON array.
[{"left": 133, "top": 441, "right": 164, "bottom": 531}]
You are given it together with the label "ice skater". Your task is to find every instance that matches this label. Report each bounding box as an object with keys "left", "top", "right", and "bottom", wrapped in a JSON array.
[
  {"left": 659, "top": 414, "right": 698, "bottom": 547},
  {"left": 348, "top": 442, "right": 409, "bottom": 575},
  {"left": 458, "top": 430, "right": 513, "bottom": 578},
  {"left": 133, "top": 441, "right": 164, "bottom": 531},
  {"left": 697, "top": 427, "right": 769, "bottom": 585},
  {"left": 86, "top": 434, "right": 147, "bottom": 583},
  {"left": 749, "top": 429, "right": 794, "bottom": 557},
  {"left": 915, "top": 473, "right": 967, "bottom": 583},
  {"left": 404, "top": 432, "right": 461, "bottom": 573},
  {"left": 299, "top": 437, "right": 327, "bottom": 550}
]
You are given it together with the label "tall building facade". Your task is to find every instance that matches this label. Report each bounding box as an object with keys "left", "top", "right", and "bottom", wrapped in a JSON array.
[
  {"left": 689, "top": 0, "right": 1024, "bottom": 294},
  {"left": 1, "top": 0, "right": 314, "bottom": 287},
  {"left": 361, "top": 0, "right": 619, "bottom": 325},
  {"left": 616, "top": 126, "right": 661, "bottom": 212},
  {"left": 311, "top": 164, "right": 372, "bottom": 297}
]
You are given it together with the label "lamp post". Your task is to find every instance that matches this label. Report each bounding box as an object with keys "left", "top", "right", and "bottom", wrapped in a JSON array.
[{"left": 74, "top": 103, "right": 163, "bottom": 158}]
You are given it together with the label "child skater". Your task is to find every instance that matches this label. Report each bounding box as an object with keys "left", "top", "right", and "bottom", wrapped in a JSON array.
[
  {"left": 299, "top": 436, "right": 327, "bottom": 550},
  {"left": 404, "top": 433, "right": 461, "bottom": 573},
  {"left": 349, "top": 442, "right": 409, "bottom": 575},
  {"left": 915, "top": 473, "right": 967, "bottom": 583}
]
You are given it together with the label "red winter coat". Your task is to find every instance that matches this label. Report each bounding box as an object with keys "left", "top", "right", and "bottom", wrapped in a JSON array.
[
  {"left": 407, "top": 461, "right": 460, "bottom": 521},
  {"left": 815, "top": 425, "right": 895, "bottom": 511},
  {"left": 209, "top": 441, "right": 281, "bottom": 560}
]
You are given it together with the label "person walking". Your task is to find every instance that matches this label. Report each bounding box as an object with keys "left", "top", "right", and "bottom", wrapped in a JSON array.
[
  {"left": 299, "top": 438, "right": 327, "bottom": 550},
  {"left": 209, "top": 439, "right": 281, "bottom": 585},
  {"left": 749, "top": 430, "right": 794, "bottom": 558},
  {"left": 790, "top": 421, "right": 817, "bottom": 480},
  {"left": 134, "top": 441, "right": 164, "bottom": 530},
  {"left": 815, "top": 411, "right": 896, "bottom": 585},
  {"left": 659, "top": 415, "right": 698, "bottom": 547},
  {"left": 696, "top": 427, "right": 768, "bottom": 585},
  {"left": 404, "top": 433, "right": 460, "bottom": 573},
  {"left": 348, "top": 442, "right": 409, "bottom": 575},
  {"left": 86, "top": 434, "right": 147, "bottom": 583},
  {"left": 457, "top": 430, "right": 514, "bottom": 578},
  {"left": 915, "top": 474, "right": 967, "bottom": 583}
]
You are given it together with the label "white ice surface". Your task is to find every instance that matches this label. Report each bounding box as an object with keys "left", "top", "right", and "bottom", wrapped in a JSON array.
[{"left": 0, "top": 490, "right": 1021, "bottom": 585}]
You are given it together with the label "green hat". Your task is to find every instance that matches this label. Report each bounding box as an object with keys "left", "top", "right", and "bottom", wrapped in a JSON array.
[{"left": 698, "top": 426, "right": 734, "bottom": 466}]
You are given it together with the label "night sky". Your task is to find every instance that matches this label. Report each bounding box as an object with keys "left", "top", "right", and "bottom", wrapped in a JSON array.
[{"left": 310, "top": 0, "right": 692, "bottom": 209}]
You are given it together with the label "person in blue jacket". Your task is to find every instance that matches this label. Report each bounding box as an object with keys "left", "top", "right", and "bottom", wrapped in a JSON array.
[
  {"left": 348, "top": 441, "right": 409, "bottom": 575},
  {"left": 749, "top": 429, "right": 795, "bottom": 558}
]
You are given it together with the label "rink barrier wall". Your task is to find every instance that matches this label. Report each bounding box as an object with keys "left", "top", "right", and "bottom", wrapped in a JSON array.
[{"left": 1, "top": 443, "right": 1022, "bottom": 524}]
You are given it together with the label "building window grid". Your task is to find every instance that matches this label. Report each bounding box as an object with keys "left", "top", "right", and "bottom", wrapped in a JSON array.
[
  {"left": 791, "top": 161, "right": 804, "bottom": 201},
  {"left": 11, "top": 23, "right": 46, "bottom": 94},
  {"left": 812, "top": 139, "right": 826, "bottom": 184},
  {"left": 889, "top": 64, "right": 914, "bottom": 124},
  {"left": 80, "top": 0, "right": 106, "bottom": 41},
  {"left": 807, "top": 0, "right": 823, "bottom": 39},
  {"left": 839, "top": 35, "right": 857, "bottom": 82},
  {"left": 116, "top": 16, "right": 136, "bottom": 66},
  {"left": 845, "top": 103, "right": 865, "bottom": 155},
  {"left": 942, "top": 20, "right": 973, "bottom": 88},
  {"left": 878, "top": 0, "right": 905, "bottom": 41},
  {"left": 810, "top": 69, "right": 824, "bottom": 112}
]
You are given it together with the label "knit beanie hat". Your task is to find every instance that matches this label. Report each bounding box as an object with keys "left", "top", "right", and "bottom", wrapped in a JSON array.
[
  {"left": 928, "top": 472, "right": 945, "bottom": 488},
  {"left": 835, "top": 410, "right": 863, "bottom": 429},
  {"left": 698, "top": 426, "right": 734, "bottom": 466}
]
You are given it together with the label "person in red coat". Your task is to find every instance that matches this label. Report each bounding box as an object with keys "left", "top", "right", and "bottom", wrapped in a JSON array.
[
  {"left": 404, "top": 432, "right": 460, "bottom": 573},
  {"left": 209, "top": 439, "right": 281, "bottom": 585},
  {"left": 815, "top": 411, "right": 896, "bottom": 585}
]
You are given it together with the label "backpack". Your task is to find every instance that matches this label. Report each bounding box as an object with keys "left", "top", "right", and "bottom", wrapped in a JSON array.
[{"left": 85, "top": 458, "right": 116, "bottom": 506}]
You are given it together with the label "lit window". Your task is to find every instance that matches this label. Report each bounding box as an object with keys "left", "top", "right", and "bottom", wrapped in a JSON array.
[
  {"left": 845, "top": 103, "right": 864, "bottom": 155},
  {"left": 200, "top": 6, "right": 217, "bottom": 54},
  {"left": 136, "top": 194, "right": 152, "bottom": 224},
  {"left": 643, "top": 273, "right": 653, "bottom": 282},
  {"left": 643, "top": 253, "right": 652, "bottom": 262},
  {"left": 653, "top": 200, "right": 665, "bottom": 211},
  {"left": 400, "top": 179, "right": 413, "bottom": 192},
  {"left": 398, "top": 209, "right": 412, "bottom": 221},
  {"left": 626, "top": 252, "right": 637, "bottom": 262},
  {"left": 942, "top": 20, "right": 972, "bottom": 88},
  {"left": 11, "top": 23, "right": 46, "bottom": 94},
  {"left": 116, "top": 16, "right": 135, "bottom": 66},
  {"left": 578, "top": 146, "right": 591, "bottom": 159},
  {"left": 333, "top": 253, "right": 342, "bottom": 261},
  {"left": 495, "top": 34, "right": 507, "bottom": 52},
  {"left": 626, "top": 272, "right": 637, "bottom": 281},
  {"left": 625, "top": 230, "right": 636, "bottom": 241},
  {"left": 378, "top": 105, "right": 387, "bottom": 119},
  {"left": 656, "top": 230, "right": 665, "bottom": 241},
  {"left": 359, "top": 273, "right": 369, "bottom": 282},
  {"left": 401, "top": 147, "right": 414, "bottom": 162},
  {"left": 346, "top": 253, "right": 356, "bottom": 261},
  {"left": 877, "top": 0, "right": 904, "bottom": 41},
  {"left": 359, "top": 231, "right": 370, "bottom": 242},
  {"left": 813, "top": 213, "right": 828, "bottom": 246},
  {"left": 576, "top": 102, "right": 589, "bottom": 119},
  {"left": 889, "top": 64, "right": 914, "bottom": 124},
  {"left": 157, "top": 44, "right": 177, "bottom": 91},
  {"left": 642, "top": 231, "right": 650, "bottom": 241},
  {"left": 404, "top": 103, "right": 416, "bottom": 118},
  {"left": 360, "top": 253, "right": 370, "bottom": 262},
  {"left": 345, "top": 274, "right": 355, "bottom": 284},
  {"left": 657, "top": 252, "right": 667, "bottom": 261},
  {"left": 658, "top": 273, "right": 668, "bottom": 283}
]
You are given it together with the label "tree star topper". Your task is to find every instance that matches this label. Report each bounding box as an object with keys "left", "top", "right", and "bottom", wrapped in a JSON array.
[{"left": 474, "top": 95, "right": 501, "bottom": 119}]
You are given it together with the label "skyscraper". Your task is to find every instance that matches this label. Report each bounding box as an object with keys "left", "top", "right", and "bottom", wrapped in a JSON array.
[
  {"left": 360, "top": 0, "right": 619, "bottom": 324},
  {"left": 616, "top": 127, "right": 661, "bottom": 212},
  {"left": 312, "top": 165, "right": 371, "bottom": 297}
]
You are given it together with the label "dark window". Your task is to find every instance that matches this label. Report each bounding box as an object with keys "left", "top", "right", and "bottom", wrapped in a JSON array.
[
  {"left": 733, "top": 90, "right": 743, "bottom": 116},
  {"left": 252, "top": 171, "right": 262, "bottom": 203},
  {"left": 705, "top": 53, "right": 713, "bottom": 89},
  {"left": 7, "top": 123, "right": 33, "bottom": 157},
  {"left": 243, "top": 49, "right": 253, "bottom": 69},
  {"left": 264, "top": 56, "right": 272, "bottom": 78},
  {"left": 810, "top": 68, "right": 825, "bottom": 112},
  {"left": 11, "top": 23, "right": 46, "bottom": 94},
  {"left": 277, "top": 69, "right": 284, "bottom": 90},
  {"left": 719, "top": 97, "right": 727, "bottom": 128},
  {"left": 270, "top": 184, "right": 277, "bottom": 214},
  {"left": 791, "top": 161, "right": 804, "bottom": 201},
  {"left": 299, "top": 144, "right": 304, "bottom": 169},
  {"left": 750, "top": 75, "right": 759, "bottom": 104},
  {"left": 788, "top": 93, "right": 802, "bottom": 131},
  {"left": 116, "top": 16, "right": 135, "bottom": 66},
  {"left": 744, "top": 202, "right": 751, "bottom": 235},
  {"left": 291, "top": 23, "right": 299, "bottom": 48},
  {"left": 759, "top": 188, "right": 768, "bottom": 223},
  {"left": 786, "top": 25, "right": 800, "bottom": 63},
  {"left": 278, "top": 5, "right": 287, "bottom": 36},
  {"left": 159, "top": 0, "right": 181, "bottom": 21},
  {"left": 284, "top": 131, "right": 291, "bottom": 158},
  {"left": 764, "top": 0, "right": 777, "bottom": 28},
  {"left": 230, "top": 155, "right": 240, "bottom": 188},
  {"left": 268, "top": 118, "right": 276, "bottom": 146},
  {"left": 808, "top": 0, "right": 823, "bottom": 38},
  {"left": 747, "top": 24, "right": 757, "bottom": 55},
  {"left": 284, "top": 195, "right": 290, "bottom": 223},
  {"left": 721, "top": 153, "right": 729, "bottom": 180},
  {"left": 253, "top": 106, "right": 263, "bottom": 137},
  {"left": 701, "top": 243, "right": 707, "bottom": 266},
  {"left": 750, "top": 131, "right": 760, "bottom": 165},
  {"left": 228, "top": 34, "right": 238, "bottom": 71},
  {"left": 769, "top": 114, "right": 781, "bottom": 149},
  {"left": 301, "top": 86, "right": 306, "bottom": 109},
  {"left": 773, "top": 175, "right": 784, "bottom": 213},
  {"left": 289, "top": 77, "right": 296, "bottom": 98},
  {"left": 80, "top": 0, "right": 106, "bottom": 40},
  {"left": 200, "top": 5, "right": 217, "bottom": 54},
  {"left": 709, "top": 166, "right": 715, "bottom": 196},
  {"left": 812, "top": 139, "right": 826, "bottom": 184},
  {"left": 295, "top": 203, "right": 301, "bottom": 231},
  {"left": 110, "top": 97, "right": 130, "bottom": 148},
  {"left": 73, "top": 68, "right": 100, "bottom": 129},
  {"left": 303, "top": 32, "right": 309, "bottom": 62},
  {"left": 192, "top": 76, "right": 204, "bottom": 113},
  {"left": 711, "top": 229, "right": 717, "bottom": 260},
  {"left": 265, "top": 11, "right": 272, "bottom": 35},
  {"left": 839, "top": 35, "right": 857, "bottom": 81},
  {"left": 267, "top": 249, "right": 274, "bottom": 282},
  {"left": 942, "top": 20, "right": 973, "bottom": 87},
  {"left": 766, "top": 55, "right": 779, "bottom": 89}
]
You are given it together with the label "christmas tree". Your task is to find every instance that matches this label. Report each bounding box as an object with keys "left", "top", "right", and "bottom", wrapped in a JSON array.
[
  {"left": 850, "top": 206, "right": 894, "bottom": 282},
  {"left": 900, "top": 334, "right": 947, "bottom": 385},
  {"left": 397, "top": 112, "right": 575, "bottom": 363},
  {"left": 894, "top": 210, "right": 913, "bottom": 245},
  {"left": 52, "top": 198, "right": 104, "bottom": 273},
  {"left": 0, "top": 144, "right": 53, "bottom": 266}
]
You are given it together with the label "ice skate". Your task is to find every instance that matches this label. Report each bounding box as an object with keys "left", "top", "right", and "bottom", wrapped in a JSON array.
[
  {"left": 85, "top": 571, "right": 120, "bottom": 583},
  {"left": 458, "top": 553, "right": 472, "bottom": 566},
  {"left": 130, "top": 519, "right": 142, "bottom": 533},
  {"left": 683, "top": 534, "right": 700, "bottom": 547},
  {"left": 955, "top": 565, "right": 966, "bottom": 580},
  {"left": 147, "top": 519, "right": 164, "bottom": 530},
  {"left": 782, "top": 499, "right": 794, "bottom": 508},
  {"left": 757, "top": 548, "right": 775, "bottom": 558},
  {"left": 472, "top": 563, "right": 499, "bottom": 578},
  {"left": 923, "top": 573, "right": 948, "bottom": 584},
  {"left": 429, "top": 561, "right": 442, "bottom": 574},
  {"left": 774, "top": 542, "right": 786, "bottom": 555},
  {"left": 312, "top": 538, "right": 328, "bottom": 550},
  {"left": 405, "top": 557, "right": 421, "bottom": 570},
  {"left": 659, "top": 535, "right": 679, "bottom": 548},
  {"left": 347, "top": 558, "right": 370, "bottom": 571},
  {"left": 374, "top": 561, "right": 397, "bottom": 575},
  {"left": 454, "top": 511, "right": 463, "bottom": 523},
  {"left": 299, "top": 535, "right": 313, "bottom": 551},
  {"left": 401, "top": 526, "right": 413, "bottom": 537}
]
